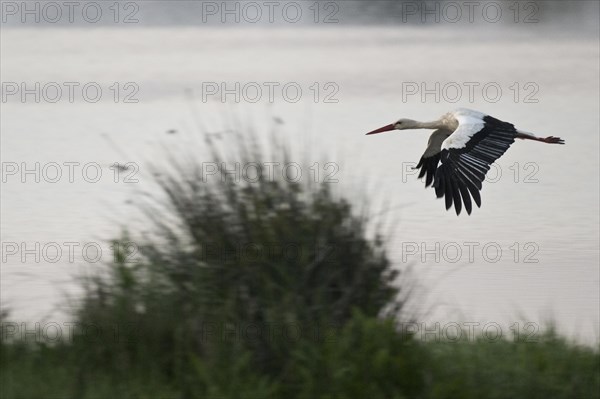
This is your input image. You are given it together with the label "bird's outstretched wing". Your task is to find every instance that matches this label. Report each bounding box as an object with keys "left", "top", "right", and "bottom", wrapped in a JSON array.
[
  {"left": 414, "top": 129, "right": 452, "bottom": 188},
  {"left": 433, "top": 112, "right": 518, "bottom": 215}
]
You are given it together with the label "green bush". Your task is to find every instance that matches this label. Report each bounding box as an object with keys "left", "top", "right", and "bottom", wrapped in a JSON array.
[
  {"left": 287, "top": 310, "right": 427, "bottom": 399},
  {"left": 70, "top": 127, "right": 402, "bottom": 387}
]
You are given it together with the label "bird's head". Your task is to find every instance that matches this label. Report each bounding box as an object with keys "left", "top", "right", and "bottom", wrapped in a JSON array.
[{"left": 366, "top": 118, "right": 419, "bottom": 135}]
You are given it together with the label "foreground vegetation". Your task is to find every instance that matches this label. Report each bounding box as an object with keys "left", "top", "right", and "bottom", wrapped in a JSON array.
[
  {"left": 2, "top": 321, "right": 598, "bottom": 399},
  {"left": 2, "top": 127, "right": 598, "bottom": 399}
]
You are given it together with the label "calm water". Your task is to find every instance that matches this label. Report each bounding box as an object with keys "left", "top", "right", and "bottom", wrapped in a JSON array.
[{"left": 2, "top": 20, "right": 599, "bottom": 342}]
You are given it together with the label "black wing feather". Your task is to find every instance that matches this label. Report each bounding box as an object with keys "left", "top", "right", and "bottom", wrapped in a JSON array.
[
  {"left": 415, "top": 153, "right": 441, "bottom": 188},
  {"left": 456, "top": 176, "right": 473, "bottom": 215},
  {"left": 444, "top": 175, "right": 453, "bottom": 211},
  {"left": 433, "top": 115, "right": 517, "bottom": 215},
  {"left": 451, "top": 178, "right": 462, "bottom": 216}
]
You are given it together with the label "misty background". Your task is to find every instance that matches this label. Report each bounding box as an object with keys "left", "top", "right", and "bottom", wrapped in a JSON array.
[{"left": 1, "top": 0, "right": 599, "bottom": 344}]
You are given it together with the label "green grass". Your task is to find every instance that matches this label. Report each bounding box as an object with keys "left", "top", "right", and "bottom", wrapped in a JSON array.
[
  {"left": 2, "top": 322, "right": 598, "bottom": 399},
  {"left": 424, "top": 330, "right": 600, "bottom": 399}
]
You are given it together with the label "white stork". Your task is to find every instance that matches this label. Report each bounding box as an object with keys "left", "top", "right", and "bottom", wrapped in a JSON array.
[{"left": 366, "top": 108, "right": 564, "bottom": 215}]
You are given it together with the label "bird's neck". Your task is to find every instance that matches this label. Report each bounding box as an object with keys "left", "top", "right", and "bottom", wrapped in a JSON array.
[{"left": 415, "top": 120, "right": 445, "bottom": 130}]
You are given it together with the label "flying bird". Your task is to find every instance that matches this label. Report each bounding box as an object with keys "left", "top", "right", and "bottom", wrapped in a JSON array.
[{"left": 366, "top": 108, "right": 564, "bottom": 215}]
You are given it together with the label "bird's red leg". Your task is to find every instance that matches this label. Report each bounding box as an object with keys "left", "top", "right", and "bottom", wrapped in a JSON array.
[
  {"left": 516, "top": 133, "right": 565, "bottom": 144},
  {"left": 540, "top": 136, "right": 565, "bottom": 144}
]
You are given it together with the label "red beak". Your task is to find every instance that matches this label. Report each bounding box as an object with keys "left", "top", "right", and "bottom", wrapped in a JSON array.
[{"left": 366, "top": 124, "right": 395, "bottom": 135}]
